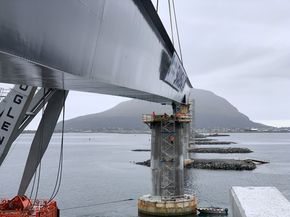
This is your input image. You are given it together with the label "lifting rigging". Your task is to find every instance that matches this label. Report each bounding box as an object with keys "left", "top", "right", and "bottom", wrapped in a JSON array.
[
  {"left": 0, "top": 0, "right": 191, "bottom": 216},
  {"left": 0, "top": 86, "right": 68, "bottom": 217}
]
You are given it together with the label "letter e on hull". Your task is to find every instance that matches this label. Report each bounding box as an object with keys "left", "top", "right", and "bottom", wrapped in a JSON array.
[{"left": 0, "top": 85, "right": 35, "bottom": 165}]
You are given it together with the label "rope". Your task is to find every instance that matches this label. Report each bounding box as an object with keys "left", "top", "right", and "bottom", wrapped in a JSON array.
[
  {"left": 168, "top": 0, "right": 174, "bottom": 46},
  {"left": 49, "top": 90, "right": 66, "bottom": 202},
  {"left": 172, "top": 0, "right": 183, "bottom": 63},
  {"left": 156, "top": 0, "right": 159, "bottom": 12},
  {"left": 61, "top": 198, "right": 134, "bottom": 211}
]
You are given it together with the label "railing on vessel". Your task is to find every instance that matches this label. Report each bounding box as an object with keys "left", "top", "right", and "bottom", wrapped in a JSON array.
[
  {"left": 0, "top": 196, "right": 58, "bottom": 217},
  {"left": 0, "top": 88, "right": 10, "bottom": 102},
  {"left": 142, "top": 113, "right": 191, "bottom": 123}
]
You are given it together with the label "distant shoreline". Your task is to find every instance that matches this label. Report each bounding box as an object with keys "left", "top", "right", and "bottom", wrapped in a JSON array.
[
  {"left": 22, "top": 130, "right": 290, "bottom": 134},
  {"left": 23, "top": 130, "right": 151, "bottom": 134}
]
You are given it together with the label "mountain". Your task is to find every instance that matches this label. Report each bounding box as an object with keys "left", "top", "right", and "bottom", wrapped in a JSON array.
[
  {"left": 57, "top": 89, "right": 266, "bottom": 132},
  {"left": 191, "top": 89, "right": 266, "bottom": 129}
]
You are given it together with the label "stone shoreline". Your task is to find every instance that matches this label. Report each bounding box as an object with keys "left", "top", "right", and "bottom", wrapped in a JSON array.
[
  {"left": 207, "top": 133, "right": 230, "bottom": 137},
  {"left": 192, "top": 141, "right": 236, "bottom": 145},
  {"left": 185, "top": 159, "right": 256, "bottom": 170},
  {"left": 188, "top": 147, "right": 253, "bottom": 153},
  {"left": 135, "top": 159, "right": 257, "bottom": 170},
  {"left": 194, "top": 138, "right": 215, "bottom": 142},
  {"left": 132, "top": 147, "right": 253, "bottom": 154},
  {"left": 132, "top": 149, "right": 150, "bottom": 152},
  {"left": 134, "top": 134, "right": 268, "bottom": 171}
]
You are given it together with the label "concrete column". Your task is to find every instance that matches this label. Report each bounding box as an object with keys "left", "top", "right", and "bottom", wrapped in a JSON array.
[
  {"left": 175, "top": 122, "right": 185, "bottom": 197},
  {"left": 150, "top": 121, "right": 184, "bottom": 197},
  {"left": 189, "top": 99, "right": 195, "bottom": 144},
  {"left": 183, "top": 123, "right": 190, "bottom": 160},
  {"left": 151, "top": 122, "right": 161, "bottom": 196},
  {"left": 139, "top": 113, "right": 197, "bottom": 216}
]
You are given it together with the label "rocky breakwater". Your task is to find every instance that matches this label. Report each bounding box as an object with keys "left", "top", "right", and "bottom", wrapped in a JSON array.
[
  {"left": 185, "top": 159, "right": 256, "bottom": 170},
  {"left": 192, "top": 141, "right": 236, "bottom": 145},
  {"left": 134, "top": 134, "right": 268, "bottom": 171},
  {"left": 188, "top": 147, "right": 252, "bottom": 154},
  {"left": 135, "top": 159, "right": 257, "bottom": 170}
]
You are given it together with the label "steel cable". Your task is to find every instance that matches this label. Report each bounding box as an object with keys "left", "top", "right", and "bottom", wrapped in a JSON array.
[
  {"left": 172, "top": 0, "right": 183, "bottom": 63},
  {"left": 156, "top": 0, "right": 159, "bottom": 12},
  {"left": 49, "top": 90, "right": 66, "bottom": 202},
  {"left": 168, "top": 0, "right": 174, "bottom": 46},
  {"left": 61, "top": 198, "right": 134, "bottom": 211}
]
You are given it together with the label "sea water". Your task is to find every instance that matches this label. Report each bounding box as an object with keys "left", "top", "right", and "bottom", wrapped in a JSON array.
[{"left": 0, "top": 133, "right": 289, "bottom": 217}]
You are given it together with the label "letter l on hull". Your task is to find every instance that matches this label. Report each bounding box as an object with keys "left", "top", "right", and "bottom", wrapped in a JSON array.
[{"left": 0, "top": 85, "right": 36, "bottom": 166}]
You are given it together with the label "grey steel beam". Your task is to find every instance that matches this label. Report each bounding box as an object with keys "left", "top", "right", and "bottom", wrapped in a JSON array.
[
  {"left": 0, "top": 96, "right": 6, "bottom": 117},
  {"left": 0, "top": 0, "right": 192, "bottom": 104},
  {"left": 18, "top": 90, "right": 68, "bottom": 195},
  {"left": 0, "top": 88, "right": 9, "bottom": 113},
  {"left": 16, "top": 88, "right": 56, "bottom": 134},
  {"left": 0, "top": 88, "right": 56, "bottom": 166},
  {"left": 0, "top": 85, "right": 36, "bottom": 166}
]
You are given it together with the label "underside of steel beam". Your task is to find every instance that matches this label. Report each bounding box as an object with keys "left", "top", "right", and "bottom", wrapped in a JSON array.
[{"left": 0, "top": 0, "right": 192, "bottom": 104}]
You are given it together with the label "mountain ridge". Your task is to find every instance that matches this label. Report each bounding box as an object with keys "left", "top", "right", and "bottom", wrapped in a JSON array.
[{"left": 58, "top": 88, "right": 267, "bottom": 131}]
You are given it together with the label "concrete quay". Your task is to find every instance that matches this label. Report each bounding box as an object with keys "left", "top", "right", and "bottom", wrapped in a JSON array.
[{"left": 231, "top": 187, "right": 290, "bottom": 217}]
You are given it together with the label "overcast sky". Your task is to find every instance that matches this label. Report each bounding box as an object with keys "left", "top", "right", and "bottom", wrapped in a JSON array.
[
  {"left": 155, "top": 0, "right": 290, "bottom": 127},
  {"left": 1, "top": 0, "right": 290, "bottom": 128}
]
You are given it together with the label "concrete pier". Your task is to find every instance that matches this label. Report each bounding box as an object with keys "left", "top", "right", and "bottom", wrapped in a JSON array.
[
  {"left": 138, "top": 195, "right": 197, "bottom": 217},
  {"left": 139, "top": 112, "right": 197, "bottom": 216},
  {"left": 231, "top": 187, "right": 290, "bottom": 217},
  {"left": 150, "top": 117, "right": 184, "bottom": 196},
  {"left": 183, "top": 123, "right": 190, "bottom": 160}
]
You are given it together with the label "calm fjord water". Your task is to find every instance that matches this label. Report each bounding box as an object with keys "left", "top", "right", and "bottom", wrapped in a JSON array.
[{"left": 0, "top": 133, "right": 290, "bottom": 217}]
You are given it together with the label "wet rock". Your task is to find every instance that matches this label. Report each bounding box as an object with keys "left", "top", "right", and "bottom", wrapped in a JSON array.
[
  {"left": 188, "top": 147, "right": 253, "bottom": 154},
  {"left": 186, "top": 159, "right": 256, "bottom": 170},
  {"left": 207, "top": 133, "right": 230, "bottom": 137},
  {"left": 191, "top": 141, "right": 236, "bottom": 145},
  {"left": 132, "top": 149, "right": 150, "bottom": 152},
  {"left": 135, "top": 160, "right": 151, "bottom": 167},
  {"left": 135, "top": 159, "right": 257, "bottom": 170}
]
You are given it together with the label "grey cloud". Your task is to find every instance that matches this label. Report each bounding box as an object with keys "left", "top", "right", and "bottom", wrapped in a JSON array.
[
  {"left": 157, "top": 0, "right": 290, "bottom": 123},
  {"left": 2, "top": 1, "right": 290, "bottom": 128}
]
